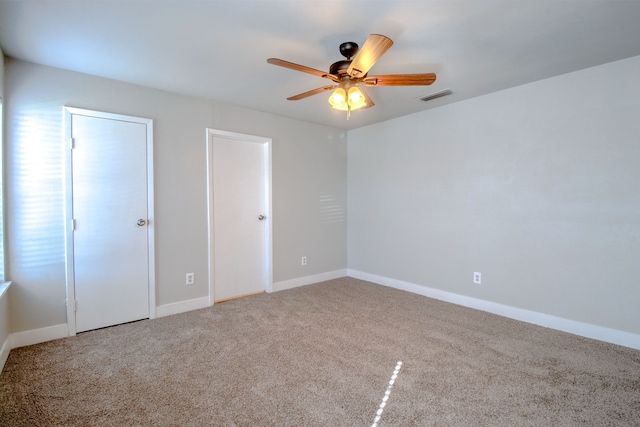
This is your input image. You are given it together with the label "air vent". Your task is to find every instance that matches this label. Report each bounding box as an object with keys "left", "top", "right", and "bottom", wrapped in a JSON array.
[{"left": 418, "top": 88, "right": 452, "bottom": 102}]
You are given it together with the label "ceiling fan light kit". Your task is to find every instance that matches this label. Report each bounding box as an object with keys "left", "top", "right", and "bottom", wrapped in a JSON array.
[
  {"left": 267, "top": 34, "right": 437, "bottom": 119},
  {"left": 328, "top": 86, "right": 368, "bottom": 118}
]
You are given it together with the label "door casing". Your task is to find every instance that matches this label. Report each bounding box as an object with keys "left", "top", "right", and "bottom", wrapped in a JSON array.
[
  {"left": 206, "top": 128, "right": 273, "bottom": 305},
  {"left": 64, "top": 107, "right": 155, "bottom": 336}
]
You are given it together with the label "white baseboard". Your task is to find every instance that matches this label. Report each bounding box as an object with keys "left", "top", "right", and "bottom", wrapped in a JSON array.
[
  {"left": 10, "top": 323, "right": 69, "bottom": 349},
  {"left": 0, "top": 336, "right": 10, "bottom": 373},
  {"left": 272, "top": 269, "right": 348, "bottom": 293},
  {"left": 0, "top": 281, "right": 12, "bottom": 372},
  {"left": 348, "top": 269, "right": 640, "bottom": 351},
  {"left": 158, "top": 270, "right": 350, "bottom": 315},
  {"left": 6, "top": 297, "right": 212, "bottom": 352},
  {"left": 156, "top": 296, "right": 210, "bottom": 318}
]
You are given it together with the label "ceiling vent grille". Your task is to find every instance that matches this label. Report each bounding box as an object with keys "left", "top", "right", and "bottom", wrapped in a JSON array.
[{"left": 418, "top": 88, "right": 452, "bottom": 102}]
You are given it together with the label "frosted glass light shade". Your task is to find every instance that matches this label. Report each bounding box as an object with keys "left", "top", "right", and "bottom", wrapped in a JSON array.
[
  {"left": 329, "top": 86, "right": 367, "bottom": 111},
  {"left": 347, "top": 87, "right": 366, "bottom": 109},
  {"left": 328, "top": 87, "right": 347, "bottom": 110}
]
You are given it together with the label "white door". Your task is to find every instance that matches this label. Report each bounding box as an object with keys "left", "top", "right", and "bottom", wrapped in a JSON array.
[
  {"left": 207, "top": 129, "right": 272, "bottom": 303},
  {"left": 65, "top": 108, "right": 154, "bottom": 334}
]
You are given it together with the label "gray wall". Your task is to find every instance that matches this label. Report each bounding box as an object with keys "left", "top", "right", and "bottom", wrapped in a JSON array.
[
  {"left": 348, "top": 55, "right": 640, "bottom": 335},
  {"left": 5, "top": 58, "right": 347, "bottom": 333},
  {"left": 6, "top": 52, "right": 639, "bottom": 339},
  {"left": 0, "top": 49, "right": 9, "bottom": 352}
]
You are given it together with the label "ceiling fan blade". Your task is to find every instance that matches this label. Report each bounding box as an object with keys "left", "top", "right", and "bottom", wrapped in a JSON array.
[
  {"left": 267, "top": 58, "right": 339, "bottom": 82},
  {"left": 287, "top": 85, "right": 337, "bottom": 101},
  {"left": 347, "top": 34, "right": 394, "bottom": 78},
  {"left": 363, "top": 73, "right": 437, "bottom": 86}
]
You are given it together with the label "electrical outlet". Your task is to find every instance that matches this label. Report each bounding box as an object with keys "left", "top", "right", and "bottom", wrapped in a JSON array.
[
  {"left": 473, "top": 272, "right": 482, "bottom": 285},
  {"left": 301, "top": 256, "right": 307, "bottom": 266},
  {"left": 186, "top": 272, "right": 195, "bottom": 285}
]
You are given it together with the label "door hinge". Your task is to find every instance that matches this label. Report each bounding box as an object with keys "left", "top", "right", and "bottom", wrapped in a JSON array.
[
  {"left": 69, "top": 137, "right": 75, "bottom": 150},
  {"left": 74, "top": 300, "right": 78, "bottom": 312},
  {"left": 71, "top": 219, "right": 76, "bottom": 230}
]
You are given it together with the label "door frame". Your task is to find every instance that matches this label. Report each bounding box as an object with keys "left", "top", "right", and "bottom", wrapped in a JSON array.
[
  {"left": 63, "top": 107, "right": 155, "bottom": 336},
  {"left": 205, "top": 128, "right": 273, "bottom": 306}
]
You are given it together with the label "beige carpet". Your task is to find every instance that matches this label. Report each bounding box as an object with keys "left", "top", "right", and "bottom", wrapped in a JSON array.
[{"left": 1, "top": 277, "right": 639, "bottom": 426}]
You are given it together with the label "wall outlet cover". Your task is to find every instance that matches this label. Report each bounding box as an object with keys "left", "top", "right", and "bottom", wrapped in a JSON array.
[
  {"left": 473, "top": 272, "right": 482, "bottom": 284},
  {"left": 186, "top": 273, "right": 195, "bottom": 285}
]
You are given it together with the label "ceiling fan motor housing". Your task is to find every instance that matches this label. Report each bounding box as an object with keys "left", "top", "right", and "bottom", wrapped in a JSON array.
[
  {"left": 330, "top": 60, "right": 352, "bottom": 76},
  {"left": 329, "top": 42, "right": 358, "bottom": 76},
  {"left": 330, "top": 41, "right": 359, "bottom": 76}
]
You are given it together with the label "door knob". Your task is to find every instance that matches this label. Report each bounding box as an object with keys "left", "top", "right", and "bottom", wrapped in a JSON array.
[
  {"left": 258, "top": 215, "right": 266, "bottom": 221},
  {"left": 137, "top": 219, "right": 147, "bottom": 226}
]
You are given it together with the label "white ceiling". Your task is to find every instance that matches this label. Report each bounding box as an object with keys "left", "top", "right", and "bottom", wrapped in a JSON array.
[{"left": 1, "top": 0, "right": 640, "bottom": 130}]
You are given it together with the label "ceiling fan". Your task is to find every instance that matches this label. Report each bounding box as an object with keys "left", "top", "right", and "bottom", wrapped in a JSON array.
[{"left": 267, "top": 34, "right": 436, "bottom": 119}]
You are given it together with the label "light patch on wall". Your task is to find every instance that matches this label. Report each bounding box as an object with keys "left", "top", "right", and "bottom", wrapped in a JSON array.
[
  {"left": 318, "top": 193, "right": 344, "bottom": 223},
  {"left": 11, "top": 105, "right": 65, "bottom": 269},
  {"left": 0, "top": 98, "right": 4, "bottom": 281}
]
